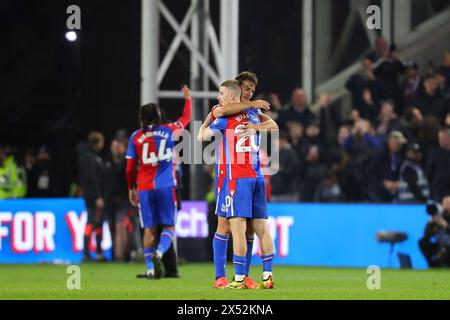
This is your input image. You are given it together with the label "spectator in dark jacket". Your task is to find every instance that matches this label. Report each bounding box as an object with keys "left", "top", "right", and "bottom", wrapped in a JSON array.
[
  {"left": 402, "top": 60, "right": 422, "bottom": 108},
  {"left": 376, "top": 100, "right": 400, "bottom": 136},
  {"left": 317, "top": 93, "right": 342, "bottom": 147},
  {"left": 367, "top": 36, "right": 390, "bottom": 63},
  {"left": 27, "top": 146, "right": 66, "bottom": 198},
  {"left": 419, "top": 115, "right": 441, "bottom": 163},
  {"left": 298, "top": 122, "right": 328, "bottom": 201},
  {"left": 368, "top": 37, "right": 406, "bottom": 114},
  {"left": 78, "top": 131, "right": 106, "bottom": 262},
  {"left": 104, "top": 138, "right": 130, "bottom": 261},
  {"left": 367, "top": 131, "right": 407, "bottom": 203},
  {"left": 277, "top": 88, "right": 317, "bottom": 131},
  {"left": 346, "top": 58, "right": 384, "bottom": 114},
  {"left": 398, "top": 108, "right": 423, "bottom": 144},
  {"left": 358, "top": 88, "right": 381, "bottom": 123},
  {"left": 426, "top": 127, "right": 450, "bottom": 202},
  {"left": 414, "top": 77, "right": 448, "bottom": 121},
  {"left": 271, "top": 131, "right": 300, "bottom": 203}
]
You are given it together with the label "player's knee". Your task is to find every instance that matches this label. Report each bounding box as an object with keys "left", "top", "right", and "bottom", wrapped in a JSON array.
[
  {"left": 216, "top": 226, "right": 231, "bottom": 236},
  {"left": 250, "top": 221, "right": 262, "bottom": 235},
  {"left": 145, "top": 227, "right": 157, "bottom": 238},
  {"left": 216, "top": 224, "right": 231, "bottom": 236},
  {"left": 216, "top": 217, "right": 231, "bottom": 236},
  {"left": 254, "top": 231, "right": 265, "bottom": 241}
]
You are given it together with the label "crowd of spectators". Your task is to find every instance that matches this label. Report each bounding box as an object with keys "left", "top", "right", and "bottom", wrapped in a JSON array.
[{"left": 261, "top": 38, "right": 450, "bottom": 204}]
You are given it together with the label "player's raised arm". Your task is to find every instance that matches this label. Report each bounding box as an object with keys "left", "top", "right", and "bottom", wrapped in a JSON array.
[
  {"left": 168, "top": 85, "right": 193, "bottom": 140},
  {"left": 176, "top": 85, "right": 193, "bottom": 128},
  {"left": 212, "top": 100, "right": 270, "bottom": 119}
]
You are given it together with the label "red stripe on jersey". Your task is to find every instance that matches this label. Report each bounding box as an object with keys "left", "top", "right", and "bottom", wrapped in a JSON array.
[
  {"left": 227, "top": 179, "right": 237, "bottom": 197},
  {"left": 223, "top": 113, "right": 258, "bottom": 179}
]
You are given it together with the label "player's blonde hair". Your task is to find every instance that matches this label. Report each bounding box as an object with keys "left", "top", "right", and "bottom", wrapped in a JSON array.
[{"left": 220, "top": 80, "right": 242, "bottom": 98}]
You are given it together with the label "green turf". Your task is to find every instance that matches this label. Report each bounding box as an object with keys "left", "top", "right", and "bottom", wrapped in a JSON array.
[{"left": 0, "top": 263, "right": 449, "bottom": 300}]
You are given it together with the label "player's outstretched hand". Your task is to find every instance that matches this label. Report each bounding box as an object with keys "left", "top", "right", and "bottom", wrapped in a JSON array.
[
  {"left": 251, "top": 100, "right": 270, "bottom": 111},
  {"left": 182, "top": 85, "right": 192, "bottom": 99}
]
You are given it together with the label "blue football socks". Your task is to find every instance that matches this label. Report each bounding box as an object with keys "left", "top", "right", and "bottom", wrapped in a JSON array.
[{"left": 213, "top": 233, "right": 229, "bottom": 279}]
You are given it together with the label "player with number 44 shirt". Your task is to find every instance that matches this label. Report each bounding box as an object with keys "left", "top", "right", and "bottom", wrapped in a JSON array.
[{"left": 126, "top": 85, "right": 192, "bottom": 279}]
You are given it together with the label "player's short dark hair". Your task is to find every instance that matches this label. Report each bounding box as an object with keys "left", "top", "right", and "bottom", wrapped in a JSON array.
[
  {"left": 87, "top": 131, "right": 104, "bottom": 147},
  {"left": 235, "top": 71, "right": 258, "bottom": 86},
  {"left": 140, "top": 103, "right": 161, "bottom": 133}
]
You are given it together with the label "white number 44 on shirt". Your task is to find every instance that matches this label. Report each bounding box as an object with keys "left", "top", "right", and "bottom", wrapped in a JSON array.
[{"left": 142, "top": 140, "right": 173, "bottom": 166}]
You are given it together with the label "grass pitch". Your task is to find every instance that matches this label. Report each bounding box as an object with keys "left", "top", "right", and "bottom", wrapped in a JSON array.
[{"left": 0, "top": 263, "right": 449, "bottom": 300}]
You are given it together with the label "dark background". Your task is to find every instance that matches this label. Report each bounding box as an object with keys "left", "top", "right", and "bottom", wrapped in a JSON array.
[{"left": 1, "top": 0, "right": 305, "bottom": 193}]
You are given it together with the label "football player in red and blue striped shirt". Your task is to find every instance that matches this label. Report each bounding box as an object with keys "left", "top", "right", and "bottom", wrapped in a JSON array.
[
  {"left": 126, "top": 86, "right": 192, "bottom": 279},
  {"left": 199, "top": 77, "right": 278, "bottom": 289}
]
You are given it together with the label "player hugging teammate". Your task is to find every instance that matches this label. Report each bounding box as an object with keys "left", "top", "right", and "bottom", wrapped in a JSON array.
[{"left": 198, "top": 72, "right": 278, "bottom": 289}]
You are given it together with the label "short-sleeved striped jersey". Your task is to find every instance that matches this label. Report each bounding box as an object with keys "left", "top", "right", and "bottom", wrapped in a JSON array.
[
  {"left": 209, "top": 108, "right": 263, "bottom": 179},
  {"left": 126, "top": 123, "right": 182, "bottom": 191}
]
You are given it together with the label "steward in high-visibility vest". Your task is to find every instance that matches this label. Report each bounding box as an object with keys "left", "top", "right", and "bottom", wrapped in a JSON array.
[{"left": 0, "top": 153, "right": 26, "bottom": 199}]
